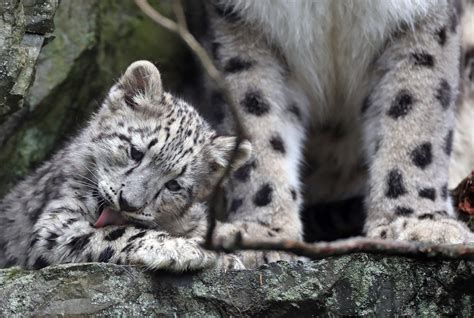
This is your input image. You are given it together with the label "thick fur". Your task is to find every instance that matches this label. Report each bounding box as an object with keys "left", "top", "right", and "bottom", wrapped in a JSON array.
[
  {"left": 202, "top": 0, "right": 474, "bottom": 267},
  {"left": 450, "top": 1, "right": 474, "bottom": 188},
  {"left": 0, "top": 61, "right": 250, "bottom": 271}
]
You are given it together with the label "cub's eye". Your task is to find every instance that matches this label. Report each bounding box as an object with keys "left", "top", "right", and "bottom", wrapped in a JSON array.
[
  {"left": 165, "top": 180, "right": 182, "bottom": 192},
  {"left": 130, "top": 146, "right": 144, "bottom": 161}
]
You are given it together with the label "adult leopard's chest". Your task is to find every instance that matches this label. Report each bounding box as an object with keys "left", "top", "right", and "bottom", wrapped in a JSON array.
[{"left": 224, "top": 0, "right": 437, "bottom": 115}]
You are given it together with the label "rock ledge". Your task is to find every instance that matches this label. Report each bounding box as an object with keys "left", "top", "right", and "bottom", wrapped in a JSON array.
[{"left": 0, "top": 254, "right": 473, "bottom": 316}]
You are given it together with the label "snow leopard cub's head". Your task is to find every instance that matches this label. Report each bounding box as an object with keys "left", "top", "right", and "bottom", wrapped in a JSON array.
[{"left": 88, "top": 61, "right": 251, "bottom": 228}]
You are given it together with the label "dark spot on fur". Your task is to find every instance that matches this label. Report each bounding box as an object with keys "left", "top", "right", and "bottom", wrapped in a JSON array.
[
  {"left": 436, "top": 79, "right": 452, "bottom": 110},
  {"left": 387, "top": 90, "right": 414, "bottom": 119},
  {"left": 229, "top": 198, "right": 243, "bottom": 213},
  {"left": 122, "top": 243, "right": 134, "bottom": 253},
  {"left": 418, "top": 213, "right": 434, "bottom": 220},
  {"left": 411, "top": 51, "right": 434, "bottom": 67},
  {"left": 386, "top": 169, "right": 407, "bottom": 199},
  {"left": 127, "top": 231, "right": 147, "bottom": 242},
  {"left": 105, "top": 228, "right": 126, "bottom": 241},
  {"left": 148, "top": 138, "right": 158, "bottom": 149},
  {"left": 224, "top": 57, "right": 253, "bottom": 73},
  {"left": 380, "top": 230, "right": 387, "bottom": 239},
  {"left": 441, "top": 184, "right": 448, "bottom": 200},
  {"left": 253, "top": 183, "right": 273, "bottom": 207},
  {"left": 68, "top": 233, "right": 93, "bottom": 252},
  {"left": 233, "top": 160, "right": 256, "bottom": 182},
  {"left": 270, "top": 135, "right": 286, "bottom": 154},
  {"left": 418, "top": 188, "right": 436, "bottom": 201},
  {"left": 98, "top": 247, "right": 115, "bottom": 262},
  {"left": 444, "top": 130, "right": 453, "bottom": 156},
  {"left": 395, "top": 206, "right": 414, "bottom": 216},
  {"left": 241, "top": 90, "right": 270, "bottom": 116},
  {"left": 46, "top": 232, "right": 59, "bottom": 250},
  {"left": 436, "top": 27, "right": 447, "bottom": 46},
  {"left": 410, "top": 142, "right": 432, "bottom": 169},
  {"left": 32, "top": 256, "right": 50, "bottom": 269}
]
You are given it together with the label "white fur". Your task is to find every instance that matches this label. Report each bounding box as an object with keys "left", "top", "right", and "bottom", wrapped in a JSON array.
[
  {"left": 222, "top": 0, "right": 441, "bottom": 117},
  {"left": 450, "top": 4, "right": 474, "bottom": 187}
]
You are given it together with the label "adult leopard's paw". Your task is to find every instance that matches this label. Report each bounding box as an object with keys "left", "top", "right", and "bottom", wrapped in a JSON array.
[{"left": 368, "top": 217, "right": 474, "bottom": 244}]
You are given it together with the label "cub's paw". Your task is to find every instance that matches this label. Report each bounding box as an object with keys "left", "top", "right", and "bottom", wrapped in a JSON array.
[
  {"left": 368, "top": 217, "right": 474, "bottom": 244},
  {"left": 131, "top": 237, "right": 217, "bottom": 272}
]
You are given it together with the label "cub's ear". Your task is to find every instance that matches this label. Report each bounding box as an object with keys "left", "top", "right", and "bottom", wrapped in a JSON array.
[
  {"left": 119, "top": 60, "right": 163, "bottom": 108},
  {"left": 208, "top": 136, "right": 252, "bottom": 171}
]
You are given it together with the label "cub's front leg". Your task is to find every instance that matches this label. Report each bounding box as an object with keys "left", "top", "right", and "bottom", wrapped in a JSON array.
[
  {"left": 364, "top": 3, "right": 473, "bottom": 243},
  {"left": 27, "top": 206, "right": 216, "bottom": 271}
]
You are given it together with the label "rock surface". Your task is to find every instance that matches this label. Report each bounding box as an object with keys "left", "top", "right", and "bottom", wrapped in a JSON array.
[{"left": 0, "top": 254, "right": 473, "bottom": 316}]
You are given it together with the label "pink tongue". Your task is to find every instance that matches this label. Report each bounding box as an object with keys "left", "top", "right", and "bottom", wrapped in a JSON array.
[{"left": 94, "top": 207, "right": 128, "bottom": 228}]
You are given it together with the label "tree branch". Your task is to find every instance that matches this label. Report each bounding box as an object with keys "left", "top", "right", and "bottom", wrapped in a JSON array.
[{"left": 212, "top": 235, "right": 474, "bottom": 260}]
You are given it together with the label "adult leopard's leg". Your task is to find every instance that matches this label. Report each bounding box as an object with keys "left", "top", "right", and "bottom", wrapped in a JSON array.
[
  {"left": 203, "top": 5, "right": 309, "bottom": 267},
  {"left": 363, "top": 2, "right": 473, "bottom": 243}
]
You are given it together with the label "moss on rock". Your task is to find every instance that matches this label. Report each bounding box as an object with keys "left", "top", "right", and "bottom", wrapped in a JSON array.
[{"left": 0, "top": 256, "right": 472, "bottom": 316}]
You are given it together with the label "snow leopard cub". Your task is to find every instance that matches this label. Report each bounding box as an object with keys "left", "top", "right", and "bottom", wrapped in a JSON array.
[{"left": 0, "top": 61, "right": 251, "bottom": 271}]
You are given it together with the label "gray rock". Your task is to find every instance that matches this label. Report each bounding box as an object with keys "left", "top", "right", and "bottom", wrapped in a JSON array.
[
  {"left": 0, "top": 0, "right": 57, "bottom": 122},
  {"left": 0, "top": 255, "right": 473, "bottom": 316}
]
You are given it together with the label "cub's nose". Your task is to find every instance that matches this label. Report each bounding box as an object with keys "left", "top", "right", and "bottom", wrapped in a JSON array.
[{"left": 119, "top": 191, "right": 139, "bottom": 212}]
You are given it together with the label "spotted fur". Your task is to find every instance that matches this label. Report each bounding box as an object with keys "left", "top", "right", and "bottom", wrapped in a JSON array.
[
  {"left": 0, "top": 61, "right": 250, "bottom": 271},
  {"left": 199, "top": 0, "right": 474, "bottom": 267}
]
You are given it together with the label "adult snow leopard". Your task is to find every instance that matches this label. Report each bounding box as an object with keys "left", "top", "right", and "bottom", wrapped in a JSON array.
[
  {"left": 199, "top": 0, "right": 474, "bottom": 267},
  {"left": 0, "top": 61, "right": 250, "bottom": 271}
]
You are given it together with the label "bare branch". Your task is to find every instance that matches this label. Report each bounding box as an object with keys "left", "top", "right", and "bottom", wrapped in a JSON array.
[
  {"left": 171, "top": 0, "right": 188, "bottom": 30},
  {"left": 212, "top": 235, "right": 474, "bottom": 260},
  {"left": 135, "top": 0, "right": 247, "bottom": 247}
]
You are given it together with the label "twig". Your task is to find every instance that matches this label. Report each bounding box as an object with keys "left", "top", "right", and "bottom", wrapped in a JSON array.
[
  {"left": 135, "top": 0, "right": 247, "bottom": 247},
  {"left": 212, "top": 235, "right": 474, "bottom": 260}
]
